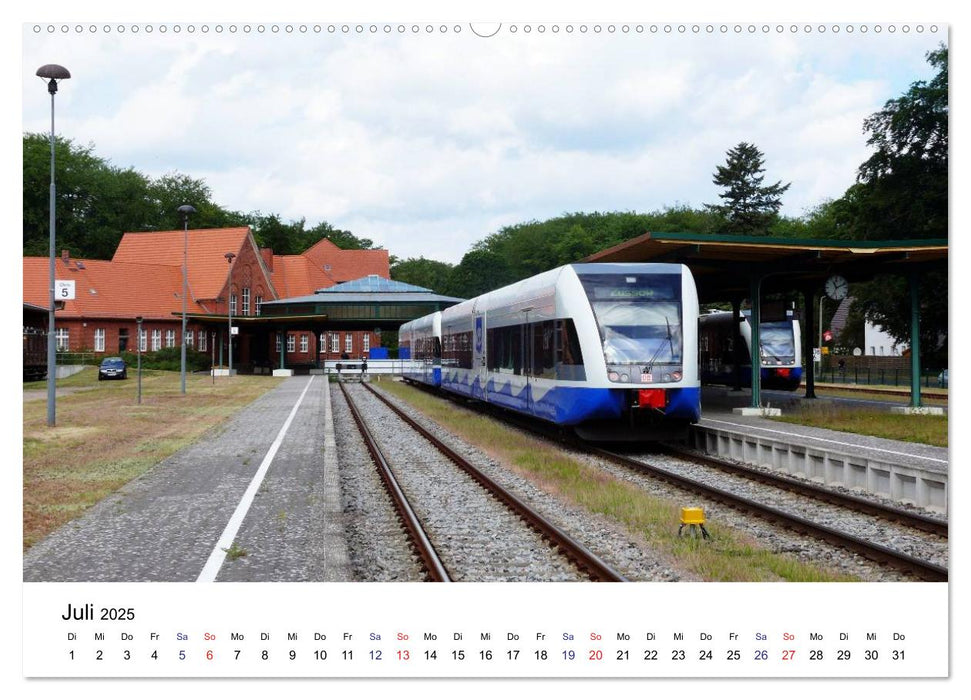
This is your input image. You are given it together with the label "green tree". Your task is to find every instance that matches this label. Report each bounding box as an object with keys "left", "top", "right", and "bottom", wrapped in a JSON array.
[
  {"left": 851, "top": 45, "right": 947, "bottom": 241},
  {"left": 391, "top": 257, "right": 455, "bottom": 294},
  {"left": 447, "top": 248, "right": 515, "bottom": 298},
  {"left": 838, "top": 45, "right": 948, "bottom": 365},
  {"left": 706, "top": 142, "right": 791, "bottom": 235}
]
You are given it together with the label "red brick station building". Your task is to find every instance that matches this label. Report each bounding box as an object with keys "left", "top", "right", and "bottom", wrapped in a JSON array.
[{"left": 22, "top": 227, "right": 395, "bottom": 372}]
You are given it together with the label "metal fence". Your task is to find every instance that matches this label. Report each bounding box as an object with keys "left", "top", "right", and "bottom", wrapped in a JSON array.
[{"left": 816, "top": 366, "right": 947, "bottom": 388}]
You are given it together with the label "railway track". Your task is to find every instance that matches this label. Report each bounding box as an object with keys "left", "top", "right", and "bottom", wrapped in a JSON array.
[
  {"left": 396, "top": 380, "right": 948, "bottom": 582},
  {"left": 339, "top": 381, "right": 627, "bottom": 582},
  {"left": 588, "top": 445, "right": 948, "bottom": 582}
]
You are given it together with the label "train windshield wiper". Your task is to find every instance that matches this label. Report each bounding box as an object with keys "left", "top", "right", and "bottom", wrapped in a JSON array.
[{"left": 643, "top": 317, "right": 674, "bottom": 376}]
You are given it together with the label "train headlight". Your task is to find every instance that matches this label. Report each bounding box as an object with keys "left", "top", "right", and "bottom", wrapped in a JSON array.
[
  {"left": 663, "top": 373, "right": 672, "bottom": 382},
  {"left": 620, "top": 373, "right": 630, "bottom": 382},
  {"left": 672, "top": 371, "right": 682, "bottom": 381},
  {"left": 608, "top": 371, "right": 620, "bottom": 382}
]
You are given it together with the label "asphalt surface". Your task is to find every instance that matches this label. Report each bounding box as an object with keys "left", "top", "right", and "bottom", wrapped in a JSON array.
[{"left": 22, "top": 375, "right": 352, "bottom": 582}]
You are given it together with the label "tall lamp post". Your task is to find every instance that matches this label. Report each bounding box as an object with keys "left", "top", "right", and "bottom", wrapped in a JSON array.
[
  {"left": 178, "top": 204, "right": 196, "bottom": 394},
  {"left": 37, "top": 63, "right": 70, "bottom": 427},
  {"left": 136, "top": 316, "right": 143, "bottom": 405},
  {"left": 225, "top": 252, "right": 237, "bottom": 376}
]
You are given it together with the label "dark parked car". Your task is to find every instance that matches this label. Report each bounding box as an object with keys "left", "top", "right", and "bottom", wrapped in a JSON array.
[{"left": 98, "top": 357, "right": 128, "bottom": 381}]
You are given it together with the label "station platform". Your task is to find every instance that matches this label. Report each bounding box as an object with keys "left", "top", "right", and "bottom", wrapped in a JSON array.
[
  {"left": 688, "top": 388, "right": 949, "bottom": 514},
  {"left": 24, "top": 376, "right": 352, "bottom": 582}
]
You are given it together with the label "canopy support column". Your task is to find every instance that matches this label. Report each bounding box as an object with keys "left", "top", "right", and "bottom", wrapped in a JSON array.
[
  {"left": 802, "top": 285, "right": 817, "bottom": 399},
  {"left": 749, "top": 275, "right": 762, "bottom": 408},
  {"left": 909, "top": 272, "right": 922, "bottom": 408}
]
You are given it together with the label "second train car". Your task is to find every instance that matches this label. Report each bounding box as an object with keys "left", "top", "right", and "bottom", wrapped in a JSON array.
[
  {"left": 698, "top": 310, "right": 803, "bottom": 391},
  {"left": 400, "top": 262, "right": 701, "bottom": 441}
]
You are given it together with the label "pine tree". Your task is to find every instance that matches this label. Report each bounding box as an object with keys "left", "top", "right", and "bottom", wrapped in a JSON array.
[{"left": 706, "top": 142, "right": 790, "bottom": 235}]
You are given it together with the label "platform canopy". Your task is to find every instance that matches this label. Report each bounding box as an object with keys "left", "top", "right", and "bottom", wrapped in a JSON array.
[
  {"left": 586, "top": 231, "right": 948, "bottom": 409},
  {"left": 256, "top": 275, "right": 464, "bottom": 331},
  {"left": 585, "top": 231, "right": 947, "bottom": 303}
]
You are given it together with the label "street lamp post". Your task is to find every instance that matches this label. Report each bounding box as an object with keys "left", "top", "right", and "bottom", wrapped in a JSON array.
[
  {"left": 36, "top": 63, "right": 70, "bottom": 427},
  {"left": 178, "top": 205, "right": 196, "bottom": 394},
  {"left": 225, "top": 252, "right": 237, "bottom": 376},
  {"left": 136, "top": 316, "right": 143, "bottom": 405}
]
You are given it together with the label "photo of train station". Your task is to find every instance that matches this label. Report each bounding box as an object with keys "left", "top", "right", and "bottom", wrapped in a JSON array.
[{"left": 20, "top": 13, "right": 952, "bottom": 687}]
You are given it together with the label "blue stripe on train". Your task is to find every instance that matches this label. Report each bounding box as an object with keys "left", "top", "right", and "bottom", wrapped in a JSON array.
[{"left": 441, "top": 370, "right": 701, "bottom": 425}]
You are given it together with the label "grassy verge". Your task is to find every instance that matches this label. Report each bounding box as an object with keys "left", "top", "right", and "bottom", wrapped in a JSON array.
[
  {"left": 379, "top": 380, "right": 855, "bottom": 582},
  {"left": 812, "top": 383, "right": 948, "bottom": 406},
  {"left": 23, "top": 369, "right": 283, "bottom": 550},
  {"left": 769, "top": 402, "right": 947, "bottom": 447}
]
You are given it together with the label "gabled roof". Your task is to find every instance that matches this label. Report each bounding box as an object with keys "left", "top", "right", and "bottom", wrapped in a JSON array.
[
  {"left": 113, "top": 227, "right": 250, "bottom": 301},
  {"left": 270, "top": 241, "right": 390, "bottom": 297},
  {"left": 23, "top": 257, "right": 207, "bottom": 320}
]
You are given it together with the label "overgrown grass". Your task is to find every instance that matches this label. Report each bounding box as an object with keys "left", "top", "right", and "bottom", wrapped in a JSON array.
[
  {"left": 380, "top": 381, "right": 855, "bottom": 582},
  {"left": 770, "top": 402, "right": 947, "bottom": 447},
  {"left": 23, "top": 371, "right": 283, "bottom": 550},
  {"left": 813, "top": 383, "right": 948, "bottom": 406}
]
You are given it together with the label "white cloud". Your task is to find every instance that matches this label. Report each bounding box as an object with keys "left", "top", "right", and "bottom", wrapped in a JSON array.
[{"left": 21, "top": 23, "right": 945, "bottom": 264}]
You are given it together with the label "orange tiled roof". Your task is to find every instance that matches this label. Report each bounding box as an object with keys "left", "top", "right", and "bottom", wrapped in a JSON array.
[
  {"left": 113, "top": 227, "right": 250, "bottom": 301},
  {"left": 23, "top": 257, "right": 207, "bottom": 320},
  {"left": 273, "top": 238, "right": 389, "bottom": 296}
]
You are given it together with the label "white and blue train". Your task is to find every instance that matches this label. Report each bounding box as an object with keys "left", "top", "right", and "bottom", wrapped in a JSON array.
[
  {"left": 399, "top": 311, "right": 443, "bottom": 386},
  {"left": 399, "top": 263, "right": 701, "bottom": 441},
  {"left": 698, "top": 311, "right": 803, "bottom": 391}
]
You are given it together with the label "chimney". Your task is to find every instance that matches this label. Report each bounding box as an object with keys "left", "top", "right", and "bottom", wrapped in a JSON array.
[
  {"left": 61, "top": 249, "right": 70, "bottom": 266},
  {"left": 261, "top": 248, "right": 274, "bottom": 272}
]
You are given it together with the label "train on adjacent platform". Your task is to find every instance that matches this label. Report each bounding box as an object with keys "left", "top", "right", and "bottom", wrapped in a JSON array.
[
  {"left": 399, "top": 263, "right": 701, "bottom": 441},
  {"left": 698, "top": 311, "right": 803, "bottom": 391}
]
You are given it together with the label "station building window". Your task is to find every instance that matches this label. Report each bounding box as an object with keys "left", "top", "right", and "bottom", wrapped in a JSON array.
[
  {"left": 300, "top": 334, "right": 308, "bottom": 353},
  {"left": 198, "top": 332, "right": 207, "bottom": 352},
  {"left": 331, "top": 333, "right": 340, "bottom": 353},
  {"left": 185, "top": 330, "right": 194, "bottom": 348},
  {"left": 287, "top": 334, "right": 296, "bottom": 353},
  {"left": 345, "top": 333, "right": 353, "bottom": 354},
  {"left": 139, "top": 329, "right": 147, "bottom": 352},
  {"left": 94, "top": 328, "right": 105, "bottom": 352},
  {"left": 55, "top": 327, "right": 70, "bottom": 351},
  {"left": 165, "top": 330, "right": 176, "bottom": 348},
  {"left": 152, "top": 329, "right": 161, "bottom": 351},
  {"left": 230, "top": 293, "right": 237, "bottom": 315},
  {"left": 363, "top": 334, "right": 370, "bottom": 353},
  {"left": 255, "top": 295, "right": 263, "bottom": 316},
  {"left": 242, "top": 288, "right": 250, "bottom": 315}
]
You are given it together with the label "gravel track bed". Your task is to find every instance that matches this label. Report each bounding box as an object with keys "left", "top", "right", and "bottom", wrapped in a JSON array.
[
  {"left": 369, "top": 383, "right": 696, "bottom": 582},
  {"left": 565, "top": 447, "right": 942, "bottom": 581},
  {"left": 625, "top": 450, "right": 949, "bottom": 568},
  {"left": 375, "top": 383, "right": 943, "bottom": 582},
  {"left": 332, "top": 386, "right": 425, "bottom": 582},
  {"left": 346, "top": 383, "right": 585, "bottom": 582}
]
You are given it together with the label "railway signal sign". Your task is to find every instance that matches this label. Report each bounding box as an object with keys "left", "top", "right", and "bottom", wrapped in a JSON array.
[{"left": 55, "top": 280, "right": 76, "bottom": 300}]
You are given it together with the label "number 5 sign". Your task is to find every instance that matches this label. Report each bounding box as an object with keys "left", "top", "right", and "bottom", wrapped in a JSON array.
[{"left": 55, "top": 280, "right": 76, "bottom": 300}]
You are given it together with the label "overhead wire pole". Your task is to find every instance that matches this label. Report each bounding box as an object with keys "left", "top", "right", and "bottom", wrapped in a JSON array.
[
  {"left": 225, "top": 252, "right": 237, "bottom": 377},
  {"left": 178, "top": 204, "right": 196, "bottom": 395},
  {"left": 36, "top": 64, "right": 70, "bottom": 428}
]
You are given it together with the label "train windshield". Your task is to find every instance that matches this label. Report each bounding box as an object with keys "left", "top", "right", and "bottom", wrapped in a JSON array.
[
  {"left": 577, "top": 273, "right": 683, "bottom": 366},
  {"left": 759, "top": 322, "right": 795, "bottom": 362}
]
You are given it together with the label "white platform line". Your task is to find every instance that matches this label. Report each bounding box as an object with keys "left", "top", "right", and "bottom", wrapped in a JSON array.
[
  {"left": 197, "top": 376, "right": 315, "bottom": 582},
  {"left": 701, "top": 417, "right": 948, "bottom": 464}
]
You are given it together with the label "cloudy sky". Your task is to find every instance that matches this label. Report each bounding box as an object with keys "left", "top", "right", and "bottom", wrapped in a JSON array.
[{"left": 19, "top": 10, "right": 947, "bottom": 265}]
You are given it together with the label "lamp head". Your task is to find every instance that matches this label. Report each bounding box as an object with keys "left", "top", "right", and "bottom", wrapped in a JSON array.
[{"left": 36, "top": 64, "right": 70, "bottom": 95}]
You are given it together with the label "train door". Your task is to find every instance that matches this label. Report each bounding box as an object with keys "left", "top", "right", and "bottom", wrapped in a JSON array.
[{"left": 472, "top": 303, "right": 486, "bottom": 400}]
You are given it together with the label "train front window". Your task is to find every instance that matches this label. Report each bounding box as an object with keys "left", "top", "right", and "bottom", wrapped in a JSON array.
[
  {"left": 578, "top": 273, "right": 683, "bottom": 369},
  {"left": 759, "top": 322, "right": 795, "bottom": 363}
]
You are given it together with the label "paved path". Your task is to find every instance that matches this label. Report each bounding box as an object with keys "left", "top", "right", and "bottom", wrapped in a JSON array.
[{"left": 23, "top": 376, "right": 352, "bottom": 582}]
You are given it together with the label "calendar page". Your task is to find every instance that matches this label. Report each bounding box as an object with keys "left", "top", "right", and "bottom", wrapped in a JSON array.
[{"left": 16, "top": 0, "right": 957, "bottom": 694}]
